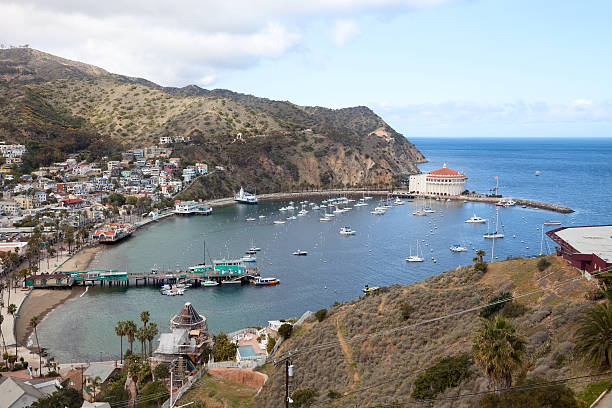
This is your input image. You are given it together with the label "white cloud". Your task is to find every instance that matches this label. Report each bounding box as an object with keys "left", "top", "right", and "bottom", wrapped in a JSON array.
[
  {"left": 0, "top": 0, "right": 455, "bottom": 86},
  {"left": 331, "top": 19, "right": 361, "bottom": 46},
  {"left": 376, "top": 100, "right": 612, "bottom": 128}
]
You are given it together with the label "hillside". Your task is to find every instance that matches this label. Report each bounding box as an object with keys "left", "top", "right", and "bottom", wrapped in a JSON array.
[
  {"left": 253, "top": 255, "right": 608, "bottom": 407},
  {"left": 0, "top": 48, "right": 425, "bottom": 194}
]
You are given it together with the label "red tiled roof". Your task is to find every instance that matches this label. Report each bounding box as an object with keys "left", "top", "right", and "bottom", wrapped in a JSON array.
[{"left": 427, "top": 167, "right": 463, "bottom": 177}]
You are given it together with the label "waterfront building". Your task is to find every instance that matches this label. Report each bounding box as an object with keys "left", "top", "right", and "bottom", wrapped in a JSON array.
[
  {"left": 0, "top": 376, "right": 59, "bottom": 408},
  {"left": 546, "top": 225, "right": 612, "bottom": 275},
  {"left": 409, "top": 163, "right": 467, "bottom": 196}
]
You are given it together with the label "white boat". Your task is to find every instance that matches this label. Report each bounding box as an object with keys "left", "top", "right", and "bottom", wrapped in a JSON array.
[
  {"left": 320, "top": 204, "right": 327, "bottom": 208},
  {"left": 286, "top": 205, "right": 295, "bottom": 210},
  {"left": 450, "top": 244, "right": 468, "bottom": 252},
  {"left": 241, "top": 255, "right": 256, "bottom": 262},
  {"left": 339, "top": 226, "right": 356, "bottom": 235},
  {"left": 253, "top": 277, "right": 280, "bottom": 286},
  {"left": 292, "top": 250, "right": 308, "bottom": 256},
  {"left": 312, "top": 205, "right": 320, "bottom": 210},
  {"left": 273, "top": 220, "right": 286, "bottom": 224},
  {"left": 364, "top": 196, "right": 373, "bottom": 200},
  {"left": 543, "top": 221, "right": 562, "bottom": 226},
  {"left": 297, "top": 209, "right": 308, "bottom": 216},
  {"left": 203, "top": 280, "right": 219, "bottom": 287},
  {"left": 412, "top": 210, "right": 426, "bottom": 216},
  {"left": 333, "top": 207, "right": 344, "bottom": 214},
  {"left": 465, "top": 214, "right": 487, "bottom": 224},
  {"left": 406, "top": 241, "right": 424, "bottom": 262},
  {"left": 535, "top": 171, "right": 541, "bottom": 176},
  {"left": 249, "top": 246, "right": 261, "bottom": 252},
  {"left": 423, "top": 207, "right": 435, "bottom": 214},
  {"left": 325, "top": 213, "right": 335, "bottom": 217},
  {"left": 484, "top": 208, "right": 504, "bottom": 239},
  {"left": 320, "top": 217, "right": 331, "bottom": 222},
  {"left": 279, "top": 207, "right": 288, "bottom": 211},
  {"left": 174, "top": 201, "right": 213, "bottom": 215},
  {"left": 234, "top": 186, "right": 258, "bottom": 204},
  {"left": 394, "top": 198, "right": 404, "bottom": 205},
  {"left": 246, "top": 217, "right": 256, "bottom": 222},
  {"left": 496, "top": 197, "right": 516, "bottom": 207},
  {"left": 371, "top": 209, "right": 386, "bottom": 215},
  {"left": 287, "top": 216, "right": 297, "bottom": 220},
  {"left": 354, "top": 202, "right": 367, "bottom": 207},
  {"left": 222, "top": 278, "right": 243, "bottom": 284},
  {"left": 258, "top": 215, "right": 265, "bottom": 219}
]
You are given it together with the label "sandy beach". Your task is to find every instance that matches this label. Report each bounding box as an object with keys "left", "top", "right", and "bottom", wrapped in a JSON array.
[
  {"left": 56, "top": 245, "right": 105, "bottom": 272},
  {"left": 15, "top": 288, "right": 84, "bottom": 346}
]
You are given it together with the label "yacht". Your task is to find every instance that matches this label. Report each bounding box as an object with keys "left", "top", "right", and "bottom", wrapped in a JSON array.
[
  {"left": 465, "top": 214, "right": 487, "bottom": 224},
  {"left": 483, "top": 208, "right": 505, "bottom": 239},
  {"left": 406, "top": 241, "right": 424, "bottom": 262},
  {"left": 449, "top": 244, "right": 468, "bottom": 252},
  {"left": 394, "top": 198, "right": 405, "bottom": 205},
  {"left": 234, "top": 186, "right": 258, "bottom": 204},
  {"left": 339, "top": 226, "right": 356, "bottom": 235},
  {"left": 249, "top": 246, "right": 261, "bottom": 252},
  {"left": 292, "top": 250, "right": 308, "bottom": 256},
  {"left": 241, "top": 255, "right": 256, "bottom": 262}
]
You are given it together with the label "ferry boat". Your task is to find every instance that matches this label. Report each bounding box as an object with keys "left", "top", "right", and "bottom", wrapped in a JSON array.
[
  {"left": 174, "top": 201, "right": 212, "bottom": 215},
  {"left": 339, "top": 226, "right": 356, "bottom": 235},
  {"left": 292, "top": 250, "right": 308, "bottom": 256},
  {"left": 253, "top": 277, "right": 280, "bottom": 286},
  {"left": 465, "top": 214, "right": 487, "bottom": 224},
  {"left": 234, "top": 186, "right": 258, "bottom": 204},
  {"left": 449, "top": 244, "right": 468, "bottom": 252}
]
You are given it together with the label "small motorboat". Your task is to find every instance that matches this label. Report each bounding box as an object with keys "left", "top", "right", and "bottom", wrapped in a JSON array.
[
  {"left": 449, "top": 244, "right": 468, "bottom": 252},
  {"left": 287, "top": 216, "right": 297, "bottom": 220},
  {"left": 203, "top": 280, "right": 219, "bottom": 287},
  {"left": 412, "top": 210, "right": 426, "bottom": 216},
  {"left": 320, "top": 217, "right": 331, "bottom": 222},
  {"left": 246, "top": 217, "right": 256, "bottom": 221},
  {"left": 249, "top": 247, "right": 261, "bottom": 252},
  {"left": 394, "top": 198, "right": 404, "bottom": 205},
  {"left": 292, "top": 250, "right": 308, "bottom": 256},
  {"left": 273, "top": 220, "right": 286, "bottom": 224},
  {"left": 258, "top": 215, "right": 266, "bottom": 218},
  {"left": 465, "top": 214, "right": 487, "bottom": 224},
  {"left": 241, "top": 255, "right": 256, "bottom": 262},
  {"left": 340, "top": 226, "right": 356, "bottom": 235},
  {"left": 253, "top": 277, "right": 280, "bottom": 286}
]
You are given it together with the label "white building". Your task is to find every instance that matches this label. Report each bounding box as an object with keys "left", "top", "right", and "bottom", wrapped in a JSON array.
[
  {"left": 409, "top": 163, "right": 467, "bottom": 197},
  {"left": 0, "top": 143, "right": 26, "bottom": 158}
]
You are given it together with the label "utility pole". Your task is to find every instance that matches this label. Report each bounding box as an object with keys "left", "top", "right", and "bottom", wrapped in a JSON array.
[{"left": 275, "top": 352, "right": 295, "bottom": 408}]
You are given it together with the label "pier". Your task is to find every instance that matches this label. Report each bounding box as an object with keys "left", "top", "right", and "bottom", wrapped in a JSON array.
[
  {"left": 392, "top": 191, "right": 574, "bottom": 214},
  {"left": 25, "top": 267, "right": 261, "bottom": 289}
]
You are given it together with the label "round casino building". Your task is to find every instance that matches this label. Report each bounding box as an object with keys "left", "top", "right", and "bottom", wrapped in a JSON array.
[{"left": 408, "top": 163, "right": 467, "bottom": 196}]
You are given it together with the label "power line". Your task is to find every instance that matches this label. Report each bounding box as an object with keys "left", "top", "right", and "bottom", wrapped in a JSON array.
[
  {"left": 276, "top": 267, "right": 609, "bottom": 359},
  {"left": 364, "top": 372, "right": 612, "bottom": 407}
]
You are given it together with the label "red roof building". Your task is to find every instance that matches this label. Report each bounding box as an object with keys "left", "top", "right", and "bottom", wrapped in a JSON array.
[
  {"left": 409, "top": 163, "right": 467, "bottom": 196},
  {"left": 546, "top": 225, "right": 612, "bottom": 275}
]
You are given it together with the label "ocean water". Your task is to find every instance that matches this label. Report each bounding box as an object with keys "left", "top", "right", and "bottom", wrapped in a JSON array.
[{"left": 34, "top": 137, "right": 612, "bottom": 362}]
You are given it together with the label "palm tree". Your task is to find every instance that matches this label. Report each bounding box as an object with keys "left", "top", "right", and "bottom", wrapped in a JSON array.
[
  {"left": 124, "top": 320, "right": 137, "bottom": 353},
  {"left": 114, "top": 321, "right": 126, "bottom": 364},
  {"left": 0, "top": 315, "right": 6, "bottom": 355},
  {"left": 136, "top": 327, "right": 147, "bottom": 356},
  {"left": 472, "top": 315, "right": 526, "bottom": 389},
  {"left": 476, "top": 250, "right": 486, "bottom": 263},
  {"left": 30, "top": 316, "right": 42, "bottom": 377},
  {"left": 140, "top": 311, "right": 150, "bottom": 328},
  {"left": 7, "top": 304, "right": 17, "bottom": 357},
  {"left": 575, "top": 303, "right": 612, "bottom": 369},
  {"left": 89, "top": 375, "right": 102, "bottom": 400},
  {"left": 145, "top": 323, "right": 158, "bottom": 357}
]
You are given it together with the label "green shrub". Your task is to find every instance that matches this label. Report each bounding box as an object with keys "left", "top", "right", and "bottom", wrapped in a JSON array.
[
  {"left": 153, "top": 363, "right": 169, "bottom": 379},
  {"left": 401, "top": 303, "right": 414, "bottom": 320},
  {"left": 267, "top": 337, "right": 277, "bottom": 353},
  {"left": 278, "top": 323, "right": 293, "bottom": 339},
  {"left": 291, "top": 387, "right": 319, "bottom": 407},
  {"left": 537, "top": 257, "right": 551, "bottom": 271},
  {"left": 479, "top": 377, "right": 579, "bottom": 408},
  {"left": 212, "top": 333, "right": 237, "bottom": 361},
  {"left": 138, "top": 381, "right": 169, "bottom": 408},
  {"left": 474, "top": 262, "right": 488, "bottom": 273},
  {"left": 501, "top": 301, "right": 528, "bottom": 318},
  {"left": 411, "top": 353, "right": 471, "bottom": 400},
  {"left": 327, "top": 389, "right": 342, "bottom": 399},
  {"left": 315, "top": 309, "right": 328, "bottom": 322},
  {"left": 480, "top": 292, "right": 512, "bottom": 319}
]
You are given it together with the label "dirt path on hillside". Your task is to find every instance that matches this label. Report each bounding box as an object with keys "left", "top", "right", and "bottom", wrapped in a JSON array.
[{"left": 335, "top": 316, "right": 359, "bottom": 391}]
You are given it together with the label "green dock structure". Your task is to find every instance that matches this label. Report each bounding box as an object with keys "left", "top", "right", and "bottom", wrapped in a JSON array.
[{"left": 25, "top": 259, "right": 259, "bottom": 289}]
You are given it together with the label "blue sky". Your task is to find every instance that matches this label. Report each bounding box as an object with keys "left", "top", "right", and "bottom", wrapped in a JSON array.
[{"left": 1, "top": 0, "right": 611, "bottom": 137}]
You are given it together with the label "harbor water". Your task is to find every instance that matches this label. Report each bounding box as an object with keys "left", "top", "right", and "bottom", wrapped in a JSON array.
[{"left": 34, "top": 137, "right": 612, "bottom": 362}]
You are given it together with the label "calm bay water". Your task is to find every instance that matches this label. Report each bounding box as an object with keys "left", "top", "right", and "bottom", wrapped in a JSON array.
[{"left": 35, "top": 137, "right": 612, "bottom": 362}]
